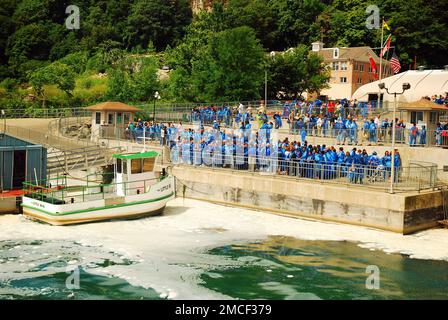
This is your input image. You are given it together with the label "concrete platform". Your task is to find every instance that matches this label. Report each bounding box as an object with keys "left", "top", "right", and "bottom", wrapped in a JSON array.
[{"left": 172, "top": 166, "right": 446, "bottom": 234}]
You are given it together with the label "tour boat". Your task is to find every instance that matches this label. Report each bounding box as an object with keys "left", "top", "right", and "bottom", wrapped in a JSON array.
[{"left": 21, "top": 151, "right": 175, "bottom": 225}]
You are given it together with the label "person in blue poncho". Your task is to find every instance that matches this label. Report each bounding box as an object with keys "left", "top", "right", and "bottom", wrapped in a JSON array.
[
  {"left": 336, "top": 147, "right": 346, "bottom": 177},
  {"left": 409, "top": 123, "right": 418, "bottom": 146},
  {"left": 299, "top": 119, "right": 307, "bottom": 144},
  {"left": 367, "top": 150, "right": 380, "bottom": 178},
  {"left": 181, "top": 138, "right": 192, "bottom": 164},
  {"left": 368, "top": 119, "right": 377, "bottom": 145},
  {"left": 381, "top": 151, "right": 392, "bottom": 181},
  {"left": 393, "top": 149, "right": 401, "bottom": 182},
  {"left": 419, "top": 125, "right": 427, "bottom": 145},
  {"left": 273, "top": 112, "right": 282, "bottom": 129}
]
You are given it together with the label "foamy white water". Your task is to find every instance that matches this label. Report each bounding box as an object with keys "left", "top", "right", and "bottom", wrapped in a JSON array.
[{"left": 1, "top": 198, "right": 448, "bottom": 299}]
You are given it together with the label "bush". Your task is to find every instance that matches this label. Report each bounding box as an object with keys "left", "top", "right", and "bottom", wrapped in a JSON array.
[
  {"left": 85, "top": 54, "right": 108, "bottom": 74},
  {"left": 0, "top": 78, "right": 20, "bottom": 92},
  {"left": 59, "top": 51, "right": 89, "bottom": 74},
  {"left": 80, "top": 78, "right": 93, "bottom": 89}
]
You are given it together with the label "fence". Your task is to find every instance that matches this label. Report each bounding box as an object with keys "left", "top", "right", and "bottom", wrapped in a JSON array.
[
  {"left": 1, "top": 99, "right": 399, "bottom": 120},
  {"left": 3, "top": 124, "right": 95, "bottom": 150},
  {"left": 23, "top": 175, "right": 165, "bottom": 205},
  {"left": 1, "top": 108, "right": 90, "bottom": 119},
  {"left": 172, "top": 153, "right": 437, "bottom": 192},
  {"left": 288, "top": 122, "right": 448, "bottom": 148}
]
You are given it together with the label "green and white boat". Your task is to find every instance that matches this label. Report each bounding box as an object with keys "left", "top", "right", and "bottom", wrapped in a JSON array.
[{"left": 21, "top": 151, "right": 175, "bottom": 226}]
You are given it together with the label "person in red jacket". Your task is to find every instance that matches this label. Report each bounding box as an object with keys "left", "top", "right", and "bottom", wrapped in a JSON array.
[{"left": 328, "top": 101, "right": 335, "bottom": 116}]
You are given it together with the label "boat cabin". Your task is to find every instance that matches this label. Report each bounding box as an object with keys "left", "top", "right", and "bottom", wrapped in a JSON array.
[{"left": 113, "top": 151, "right": 160, "bottom": 196}]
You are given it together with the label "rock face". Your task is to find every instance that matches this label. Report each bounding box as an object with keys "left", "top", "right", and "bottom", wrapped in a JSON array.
[
  {"left": 190, "top": 0, "right": 220, "bottom": 14},
  {"left": 61, "top": 123, "right": 91, "bottom": 140}
]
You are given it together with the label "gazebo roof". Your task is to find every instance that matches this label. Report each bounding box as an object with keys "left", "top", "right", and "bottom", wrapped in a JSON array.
[
  {"left": 397, "top": 98, "right": 448, "bottom": 111},
  {"left": 84, "top": 101, "right": 142, "bottom": 112}
]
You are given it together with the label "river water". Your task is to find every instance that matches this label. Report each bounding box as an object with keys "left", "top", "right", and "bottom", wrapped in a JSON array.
[{"left": 1, "top": 198, "right": 448, "bottom": 300}]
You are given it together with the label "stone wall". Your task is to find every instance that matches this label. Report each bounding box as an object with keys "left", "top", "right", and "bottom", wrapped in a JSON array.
[{"left": 172, "top": 165, "right": 446, "bottom": 234}]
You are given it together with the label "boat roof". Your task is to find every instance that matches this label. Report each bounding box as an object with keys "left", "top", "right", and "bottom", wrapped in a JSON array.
[{"left": 113, "top": 151, "right": 159, "bottom": 160}]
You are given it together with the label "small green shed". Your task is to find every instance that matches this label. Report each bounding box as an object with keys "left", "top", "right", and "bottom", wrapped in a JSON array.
[{"left": 0, "top": 133, "right": 47, "bottom": 190}]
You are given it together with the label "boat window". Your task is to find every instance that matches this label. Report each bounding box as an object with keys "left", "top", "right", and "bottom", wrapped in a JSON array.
[
  {"left": 143, "top": 158, "right": 155, "bottom": 172},
  {"left": 131, "top": 159, "right": 143, "bottom": 174},
  {"left": 122, "top": 160, "right": 127, "bottom": 174},
  {"left": 117, "top": 159, "right": 122, "bottom": 173}
]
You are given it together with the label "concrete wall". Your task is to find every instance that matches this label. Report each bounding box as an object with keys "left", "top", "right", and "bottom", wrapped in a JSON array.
[
  {"left": 172, "top": 166, "right": 445, "bottom": 234},
  {"left": 0, "top": 197, "right": 17, "bottom": 214}
]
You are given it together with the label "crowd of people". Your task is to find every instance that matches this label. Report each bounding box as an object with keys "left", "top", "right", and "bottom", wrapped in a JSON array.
[
  {"left": 426, "top": 94, "right": 448, "bottom": 105},
  {"left": 185, "top": 99, "right": 424, "bottom": 147},
  {"left": 124, "top": 96, "right": 448, "bottom": 154},
  {"left": 123, "top": 118, "right": 402, "bottom": 185}
]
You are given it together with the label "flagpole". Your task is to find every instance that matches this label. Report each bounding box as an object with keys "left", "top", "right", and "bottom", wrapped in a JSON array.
[{"left": 378, "top": 18, "right": 384, "bottom": 109}]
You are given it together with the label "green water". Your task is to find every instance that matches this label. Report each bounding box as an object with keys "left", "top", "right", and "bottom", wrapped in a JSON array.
[
  {"left": 0, "top": 239, "right": 161, "bottom": 300},
  {"left": 2, "top": 269, "right": 161, "bottom": 300},
  {"left": 200, "top": 236, "right": 448, "bottom": 300},
  {"left": 1, "top": 236, "right": 448, "bottom": 299}
]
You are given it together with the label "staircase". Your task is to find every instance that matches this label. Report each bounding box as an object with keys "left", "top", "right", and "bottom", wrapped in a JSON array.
[
  {"left": 46, "top": 145, "right": 118, "bottom": 175},
  {"left": 4, "top": 124, "right": 122, "bottom": 175}
]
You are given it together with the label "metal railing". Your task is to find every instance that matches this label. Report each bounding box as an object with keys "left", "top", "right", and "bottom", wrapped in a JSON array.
[
  {"left": 1, "top": 99, "right": 406, "bottom": 120},
  {"left": 23, "top": 175, "right": 166, "bottom": 205},
  {"left": 46, "top": 145, "right": 120, "bottom": 174},
  {"left": 172, "top": 153, "right": 437, "bottom": 192},
  {"left": 288, "top": 123, "right": 448, "bottom": 148},
  {"left": 3, "top": 124, "right": 94, "bottom": 149},
  {"left": 2, "top": 108, "right": 90, "bottom": 119}
]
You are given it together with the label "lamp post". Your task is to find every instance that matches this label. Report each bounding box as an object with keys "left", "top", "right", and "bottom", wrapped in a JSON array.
[
  {"left": 153, "top": 91, "right": 161, "bottom": 122},
  {"left": 378, "top": 82, "right": 411, "bottom": 193},
  {"left": 1, "top": 109, "right": 5, "bottom": 134}
]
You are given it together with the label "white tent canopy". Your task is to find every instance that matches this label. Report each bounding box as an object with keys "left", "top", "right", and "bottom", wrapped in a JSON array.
[{"left": 352, "top": 70, "right": 448, "bottom": 103}]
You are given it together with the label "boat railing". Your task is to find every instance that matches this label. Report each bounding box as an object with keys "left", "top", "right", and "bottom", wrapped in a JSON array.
[{"left": 23, "top": 175, "right": 167, "bottom": 205}]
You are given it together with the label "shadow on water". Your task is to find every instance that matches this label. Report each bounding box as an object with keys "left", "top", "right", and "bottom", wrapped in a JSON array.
[
  {"left": 0, "top": 240, "right": 162, "bottom": 300},
  {"left": 1, "top": 269, "right": 162, "bottom": 300},
  {"left": 199, "top": 236, "right": 448, "bottom": 300}
]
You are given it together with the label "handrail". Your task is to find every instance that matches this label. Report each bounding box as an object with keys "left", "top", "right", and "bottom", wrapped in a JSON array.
[{"left": 23, "top": 175, "right": 166, "bottom": 205}]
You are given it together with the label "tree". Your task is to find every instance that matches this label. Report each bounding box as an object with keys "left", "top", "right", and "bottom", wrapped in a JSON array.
[
  {"left": 125, "top": 0, "right": 192, "bottom": 51},
  {"left": 12, "top": 0, "right": 49, "bottom": 27},
  {"left": 170, "top": 26, "right": 265, "bottom": 102},
  {"left": 29, "top": 61, "right": 76, "bottom": 106},
  {"left": 267, "top": 45, "right": 330, "bottom": 99},
  {"left": 270, "top": 0, "right": 325, "bottom": 49},
  {"left": 106, "top": 56, "right": 159, "bottom": 101}
]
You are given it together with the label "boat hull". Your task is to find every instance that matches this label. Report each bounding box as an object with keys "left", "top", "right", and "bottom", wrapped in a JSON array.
[{"left": 22, "top": 176, "right": 175, "bottom": 226}]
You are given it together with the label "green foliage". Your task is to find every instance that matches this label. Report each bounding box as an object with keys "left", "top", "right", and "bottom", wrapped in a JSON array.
[
  {"left": 169, "top": 26, "right": 265, "bottom": 102},
  {"left": 0, "top": 78, "right": 20, "bottom": 93},
  {"left": 267, "top": 45, "right": 330, "bottom": 99},
  {"left": 58, "top": 51, "right": 89, "bottom": 74},
  {"left": 125, "top": 0, "right": 192, "bottom": 51},
  {"left": 106, "top": 56, "right": 159, "bottom": 101},
  {"left": 85, "top": 54, "right": 108, "bottom": 74},
  {"left": 29, "top": 61, "right": 76, "bottom": 105},
  {"left": 12, "top": 0, "right": 49, "bottom": 27},
  {"left": 1, "top": 0, "right": 447, "bottom": 108}
]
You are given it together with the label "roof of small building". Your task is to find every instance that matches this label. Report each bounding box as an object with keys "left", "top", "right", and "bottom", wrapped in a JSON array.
[
  {"left": 84, "top": 101, "right": 142, "bottom": 112},
  {"left": 397, "top": 98, "right": 448, "bottom": 111},
  {"left": 315, "top": 46, "right": 389, "bottom": 64}
]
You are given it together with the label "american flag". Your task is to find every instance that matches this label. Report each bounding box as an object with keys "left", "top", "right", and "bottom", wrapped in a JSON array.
[{"left": 390, "top": 52, "right": 401, "bottom": 74}]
